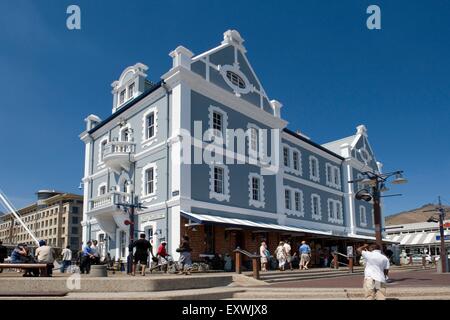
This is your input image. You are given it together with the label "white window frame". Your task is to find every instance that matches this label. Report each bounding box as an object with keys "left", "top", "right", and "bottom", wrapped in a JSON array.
[
  {"left": 119, "top": 123, "right": 132, "bottom": 142},
  {"left": 327, "top": 199, "right": 344, "bottom": 224},
  {"left": 127, "top": 82, "right": 135, "bottom": 99},
  {"left": 219, "top": 64, "right": 252, "bottom": 97},
  {"left": 248, "top": 172, "right": 265, "bottom": 208},
  {"left": 209, "top": 163, "right": 230, "bottom": 202},
  {"left": 97, "top": 183, "right": 107, "bottom": 196},
  {"left": 98, "top": 136, "right": 109, "bottom": 166},
  {"left": 208, "top": 105, "right": 228, "bottom": 141},
  {"left": 142, "top": 107, "right": 158, "bottom": 147},
  {"left": 284, "top": 186, "right": 304, "bottom": 217},
  {"left": 360, "top": 205, "right": 367, "bottom": 227},
  {"left": 283, "top": 144, "right": 302, "bottom": 176},
  {"left": 309, "top": 156, "right": 320, "bottom": 183},
  {"left": 311, "top": 193, "right": 322, "bottom": 221},
  {"left": 141, "top": 163, "right": 157, "bottom": 202},
  {"left": 325, "top": 163, "right": 341, "bottom": 190}
]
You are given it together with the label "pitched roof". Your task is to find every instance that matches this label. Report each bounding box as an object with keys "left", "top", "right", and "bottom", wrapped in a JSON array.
[{"left": 321, "top": 135, "right": 357, "bottom": 154}]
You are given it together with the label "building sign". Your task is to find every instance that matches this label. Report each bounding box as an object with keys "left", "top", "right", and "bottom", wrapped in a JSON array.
[{"left": 436, "top": 235, "right": 450, "bottom": 241}]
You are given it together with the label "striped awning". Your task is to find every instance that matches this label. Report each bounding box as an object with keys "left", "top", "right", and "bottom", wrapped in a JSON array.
[{"left": 387, "top": 231, "right": 450, "bottom": 246}]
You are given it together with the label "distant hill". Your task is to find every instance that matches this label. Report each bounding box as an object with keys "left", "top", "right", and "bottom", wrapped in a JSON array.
[{"left": 385, "top": 203, "right": 450, "bottom": 225}]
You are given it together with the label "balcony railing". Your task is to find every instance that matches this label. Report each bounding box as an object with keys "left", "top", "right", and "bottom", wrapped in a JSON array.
[
  {"left": 104, "top": 141, "right": 136, "bottom": 157},
  {"left": 89, "top": 191, "right": 131, "bottom": 212},
  {"left": 103, "top": 141, "right": 136, "bottom": 172}
]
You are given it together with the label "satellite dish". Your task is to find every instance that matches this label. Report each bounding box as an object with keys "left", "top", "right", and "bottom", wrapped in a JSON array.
[{"left": 355, "top": 189, "right": 372, "bottom": 202}]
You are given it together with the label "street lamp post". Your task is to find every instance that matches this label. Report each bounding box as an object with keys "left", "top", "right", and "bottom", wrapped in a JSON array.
[
  {"left": 350, "top": 170, "right": 407, "bottom": 250},
  {"left": 115, "top": 190, "right": 147, "bottom": 274},
  {"left": 426, "top": 197, "right": 447, "bottom": 273}
]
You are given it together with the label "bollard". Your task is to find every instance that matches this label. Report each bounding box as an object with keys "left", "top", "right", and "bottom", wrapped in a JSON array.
[
  {"left": 348, "top": 256, "right": 354, "bottom": 273},
  {"left": 252, "top": 257, "right": 260, "bottom": 280},
  {"left": 333, "top": 253, "right": 339, "bottom": 269},
  {"left": 409, "top": 255, "right": 413, "bottom": 265},
  {"left": 422, "top": 256, "right": 426, "bottom": 269}
]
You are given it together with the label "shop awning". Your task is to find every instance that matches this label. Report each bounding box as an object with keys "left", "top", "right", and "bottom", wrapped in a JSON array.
[
  {"left": 344, "top": 233, "right": 399, "bottom": 244},
  {"left": 180, "top": 211, "right": 333, "bottom": 236},
  {"left": 387, "top": 231, "right": 450, "bottom": 246}
]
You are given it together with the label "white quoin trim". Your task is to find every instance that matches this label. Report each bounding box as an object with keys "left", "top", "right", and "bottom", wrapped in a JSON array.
[
  {"left": 169, "top": 46, "right": 194, "bottom": 70},
  {"left": 311, "top": 193, "right": 322, "bottom": 221},
  {"left": 141, "top": 163, "right": 157, "bottom": 203},
  {"left": 209, "top": 163, "right": 230, "bottom": 202}
]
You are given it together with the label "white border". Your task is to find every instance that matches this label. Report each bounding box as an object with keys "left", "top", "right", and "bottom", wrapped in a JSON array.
[
  {"left": 311, "top": 193, "right": 322, "bottom": 221},
  {"left": 209, "top": 163, "right": 230, "bottom": 202},
  {"left": 248, "top": 172, "right": 265, "bottom": 208},
  {"left": 141, "top": 163, "right": 157, "bottom": 202},
  {"left": 309, "top": 155, "right": 320, "bottom": 183},
  {"left": 142, "top": 106, "right": 158, "bottom": 148}
]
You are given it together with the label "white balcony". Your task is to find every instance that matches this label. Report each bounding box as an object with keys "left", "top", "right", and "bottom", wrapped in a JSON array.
[
  {"left": 87, "top": 191, "right": 131, "bottom": 239},
  {"left": 103, "top": 141, "right": 135, "bottom": 172},
  {"left": 88, "top": 191, "right": 131, "bottom": 214}
]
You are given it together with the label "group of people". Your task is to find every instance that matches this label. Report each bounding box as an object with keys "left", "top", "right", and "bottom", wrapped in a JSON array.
[
  {"left": 128, "top": 233, "right": 193, "bottom": 276},
  {"left": 1, "top": 240, "right": 56, "bottom": 277},
  {"left": 260, "top": 240, "right": 312, "bottom": 271},
  {"left": 79, "top": 240, "right": 101, "bottom": 274}
]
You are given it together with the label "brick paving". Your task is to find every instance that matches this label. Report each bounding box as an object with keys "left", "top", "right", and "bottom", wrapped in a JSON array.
[{"left": 269, "top": 269, "right": 450, "bottom": 288}]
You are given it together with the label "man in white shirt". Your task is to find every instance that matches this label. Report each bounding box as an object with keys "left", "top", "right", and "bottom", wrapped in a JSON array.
[
  {"left": 60, "top": 245, "right": 72, "bottom": 273},
  {"left": 357, "top": 243, "right": 390, "bottom": 300},
  {"left": 90, "top": 240, "right": 100, "bottom": 265}
]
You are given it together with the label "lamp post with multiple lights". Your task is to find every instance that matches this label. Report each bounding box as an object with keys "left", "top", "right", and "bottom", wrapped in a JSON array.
[
  {"left": 349, "top": 170, "right": 407, "bottom": 249},
  {"left": 425, "top": 197, "right": 448, "bottom": 273},
  {"left": 114, "top": 187, "right": 147, "bottom": 274}
]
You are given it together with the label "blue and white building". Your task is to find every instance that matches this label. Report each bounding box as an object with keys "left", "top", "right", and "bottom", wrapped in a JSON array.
[{"left": 80, "top": 30, "right": 385, "bottom": 263}]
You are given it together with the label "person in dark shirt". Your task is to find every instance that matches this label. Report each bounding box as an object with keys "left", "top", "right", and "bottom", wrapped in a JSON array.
[
  {"left": 176, "top": 235, "right": 193, "bottom": 275},
  {"left": 132, "top": 233, "right": 154, "bottom": 276}
]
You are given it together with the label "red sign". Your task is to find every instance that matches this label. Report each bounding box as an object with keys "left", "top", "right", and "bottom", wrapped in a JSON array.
[{"left": 444, "top": 223, "right": 450, "bottom": 228}]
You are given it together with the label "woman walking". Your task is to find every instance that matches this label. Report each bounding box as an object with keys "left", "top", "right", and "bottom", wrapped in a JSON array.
[
  {"left": 259, "top": 241, "right": 270, "bottom": 271},
  {"left": 275, "top": 241, "right": 287, "bottom": 271},
  {"left": 176, "top": 235, "right": 193, "bottom": 275}
]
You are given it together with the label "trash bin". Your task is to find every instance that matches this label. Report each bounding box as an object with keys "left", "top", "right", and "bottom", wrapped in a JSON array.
[
  {"left": 89, "top": 264, "right": 108, "bottom": 277},
  {"left": 436, "top": 258, "right": 450, "bottom": 273}
]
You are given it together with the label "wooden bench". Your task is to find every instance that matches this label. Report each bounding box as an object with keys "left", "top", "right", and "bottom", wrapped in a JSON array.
[{"left": 0, "top": 263, "right": 48, "bottom": 276}]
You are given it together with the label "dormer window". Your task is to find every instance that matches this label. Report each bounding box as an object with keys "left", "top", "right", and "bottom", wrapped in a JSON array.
[
  {"left": 226, "top": 71, "right": 246, "bottom": 89},
  {"left": 128, "top": 83, "right": 135, "bottom": 99},
  {"left": 119, "top": 90, "right": 126, "bottom": 105}
]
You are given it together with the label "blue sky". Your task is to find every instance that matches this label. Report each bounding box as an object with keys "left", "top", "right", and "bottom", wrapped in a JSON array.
[{"left": 0, "top": 0, "right": 449, "bottom": 215}]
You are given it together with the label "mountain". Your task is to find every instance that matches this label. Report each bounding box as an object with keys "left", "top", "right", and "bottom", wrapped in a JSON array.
[{"left": 385, "top": 203, "right": 450, "bottom": 225}]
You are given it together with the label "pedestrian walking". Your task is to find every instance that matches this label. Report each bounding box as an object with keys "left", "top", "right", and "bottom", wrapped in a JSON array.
[
  {"left": 357, "top": 243, "right": 390, "bottom": 300},
  {"left": 35, "top": 240, "right": 55, "bottom": 277},
  {"left": 60, "top": 245, "right": 72, "bottom": 273},
  {"left": 259, "top": 241, "right": 270, "bottom": 271},
  {"left": 283, "top": 240, "right": 293, "bottom": 271},
  {"left": 80, "top": 241, "right": 94, "bottom": 274},
  {"left": 157, "top": 240, "right": 169, "bottom": 273},
  {"left": 132, "top": 233, "right": 154, "bottom": 276},
  {"left": 0, "top": 241, "right": 7, "bottom": 273},
  {"left": 176, "top": 235, "right": 192, "bottom": 275},
  {"left": 275, "top": 241, "right": 287, "bottom": 271},
  {"left": 299, "top": 240, "right": 311, "bottom": 270}
]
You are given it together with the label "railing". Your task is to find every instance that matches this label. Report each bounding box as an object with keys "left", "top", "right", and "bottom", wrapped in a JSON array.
[
  {"left": 332, "top": 251, "right": 354, "bottom": 273},
  {"left": 233, "top": 247, "right": 261, "bottom": 280},
  {"left": 89, "top": 191, "right": 130, "bottom": 211},
  {"left": 104, "top": 141, "right": 136, "bottom": 157}
]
